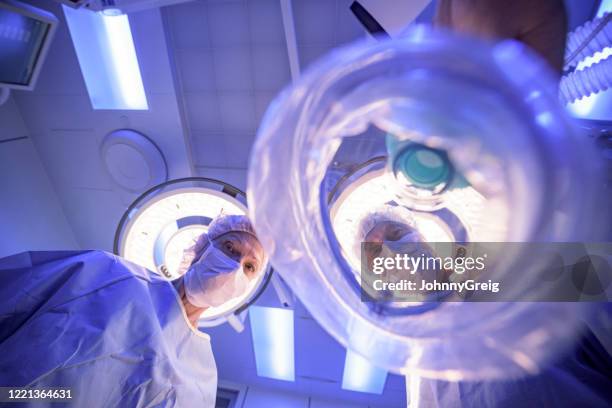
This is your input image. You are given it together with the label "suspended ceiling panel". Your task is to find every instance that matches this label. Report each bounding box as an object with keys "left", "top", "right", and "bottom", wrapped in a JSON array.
[{"left": 164, "top": 0, "right": 367, "bottom": 178}]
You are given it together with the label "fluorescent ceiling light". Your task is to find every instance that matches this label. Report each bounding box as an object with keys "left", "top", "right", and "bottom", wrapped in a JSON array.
[
  {"left": 63, "top": 6, "right": 148, "bottom": 110},
  {"left": 341, "top": 349, "right": 387, "bottom": 394},
  {"left": 249, "top": 306, "right": 295, "bottom": 381}
]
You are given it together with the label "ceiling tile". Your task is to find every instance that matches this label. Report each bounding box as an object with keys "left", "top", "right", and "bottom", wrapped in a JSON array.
[
  {"left": 254, "top": 91, "right": 277, "bottom": 124},
  {"left": 223, "top": 133, "right": 254, "bottom": 167},
  {"left": 310, "top": 400, "right": 367, "bottom": 408},
  {"left": 299, "top": 45, "right": 334, "bottom": 70},
  {"left": 294, "top": 0, "right": 336, "bottom": 46},
  {"left": 191, "top": 132, "right": 228, "bottom": 167},
  {"left": 385, "top": 374, "right": 409, "bottom": 392},
  {"left": 295, "top": 318, "right": 345, "bottom": 383},
  {"left": 244, "top": 388, "right": 309, "bottom": 408},
  {"left": 206, "top": 314, "right": 257, "bottom": 380},
  {"left": 208, "top": 1, "right": 250, "bottom": 47},
  {"left": 218, "top": 92, "right": 256, "bottom": 133},
  {"left": 130, "top": 9, "right": 178, "bottom": 95},
  {"left": 14, "top": 94, "right": 97, "bottom": 135},
  {"left": 247, "top": 0, "right": 286, "bottom": 45},
  {"left": 176, "top": 49, "right": 216, "bottom": 92},
  {"left": 167, "top": 1, "right": 210, "bottom": 49},
  {"left": 212, "top": 47, "right": 253, "bottom": 91},
  {"left": 196, "top": 167, "right": 247, "bottom": 190},
  {"left": 184, "top": 92, "right": 223, "bottom": 132},
  {"left": 335, "top": 0, "right": 367, "bottom": 46},
  {"left": 252, "top": 46, "right": 291, "bottom": 91}
]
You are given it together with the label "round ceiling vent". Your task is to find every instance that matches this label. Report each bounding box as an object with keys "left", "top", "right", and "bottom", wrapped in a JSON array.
[{"left": 101, "top": 129, "right": 168, "bottom": 192}]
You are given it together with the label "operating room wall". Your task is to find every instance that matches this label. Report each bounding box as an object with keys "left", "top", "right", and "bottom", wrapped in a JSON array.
[{"left": 0, "top": 97, "right": 78, "bottom": 258}]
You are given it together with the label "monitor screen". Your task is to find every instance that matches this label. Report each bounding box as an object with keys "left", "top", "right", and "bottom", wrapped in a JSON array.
[{"left": 0, "top": 3, "right": 53, "bottom": 87}]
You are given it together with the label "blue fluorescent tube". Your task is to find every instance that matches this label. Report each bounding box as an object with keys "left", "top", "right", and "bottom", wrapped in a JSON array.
[
  {"left": 249, "top": 306, "right": 295, "bottom": 381},
  {"left": 63, "top": 6, "right": 148, "bottom": 110},
  {"left": 341, "top": 349, "right": 388, "bottom": 394}
]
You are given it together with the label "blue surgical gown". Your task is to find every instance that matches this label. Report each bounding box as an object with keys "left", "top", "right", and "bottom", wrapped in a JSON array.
[{"left": 0, "top": 251, "right": 217, "bottom": 407}]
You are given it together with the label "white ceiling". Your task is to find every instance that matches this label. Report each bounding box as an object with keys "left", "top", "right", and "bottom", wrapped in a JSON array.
[{"left": 164, "top": 0, "right": 368, "bottom": 174}]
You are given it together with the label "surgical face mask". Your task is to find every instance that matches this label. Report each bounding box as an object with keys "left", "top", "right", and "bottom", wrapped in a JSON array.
[{"left": 183, "top": 239, "right": 249, "bottom": 308}]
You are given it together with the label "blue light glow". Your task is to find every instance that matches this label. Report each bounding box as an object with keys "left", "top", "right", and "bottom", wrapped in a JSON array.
[
  {"left": 567, "top": 0, "right": 612, "bottom": 117},
  {"left": 598, "top": 0, "right": 612, "bottom": 16},
  {"left": 249, "top": 306, "right": 295, "bottom": 381},
  {"left": 341, "top": 349, "right": 388, "bottom": 394},
  {"left": 567, "top": 48, "right": 612, "bottom": 116},
  {"left": 63, "top": 6, "right": 148, "bottom": 110}
]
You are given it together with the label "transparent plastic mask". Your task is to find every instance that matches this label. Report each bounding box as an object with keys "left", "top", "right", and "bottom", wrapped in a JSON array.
[{"left": 248, "top": 27, "right": 606, "bottom": 380}]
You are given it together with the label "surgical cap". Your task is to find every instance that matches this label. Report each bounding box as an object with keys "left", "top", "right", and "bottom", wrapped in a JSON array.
[
  {"left": 207, "top": 214, "right": 257, "bottom": 240},
  {"left": 351, "top": 205, "right": 417, "bottom": 259}
]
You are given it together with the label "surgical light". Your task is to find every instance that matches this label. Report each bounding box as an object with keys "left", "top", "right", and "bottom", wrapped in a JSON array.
[
  {"left": 330, "top": 167, "right": 492, "bottom": 272},
  {"left": 63, "top": 5, "right": 148, "bottom": 110},
  {"left": 119, "top": 189, "right": 245, "bottom": 275},
  {"left": 115, "top": 178, "right": 271, "bottom": 328},
  {"left": 249, "top": 306, "right": 295, "bottom": 382},
  {"left": 341, "top": 349, "right": 387, "bottom": 394}
]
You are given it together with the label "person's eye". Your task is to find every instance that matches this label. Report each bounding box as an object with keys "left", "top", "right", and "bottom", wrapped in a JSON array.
[
  {"left": 244, "top": 262, "right": 255, "bottom": 273},
  {"left": 224, "top": 241, "right": 234, "bottom": 252},
  {"left": 389, "top": 226, "right": 403, "bottom": 240}
]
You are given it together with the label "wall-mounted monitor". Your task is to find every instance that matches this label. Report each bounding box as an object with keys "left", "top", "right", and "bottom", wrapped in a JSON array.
[{"left": 0, "top": 0, "right": 58, "bottom": 91}]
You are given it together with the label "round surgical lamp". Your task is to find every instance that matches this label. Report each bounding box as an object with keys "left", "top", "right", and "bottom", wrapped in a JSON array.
[
  {"left": 114, "top": 177, "right": 273, "bottom": 329},
  {"left": 328, "top": 158, "right": 472, "bottom": 262}
]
